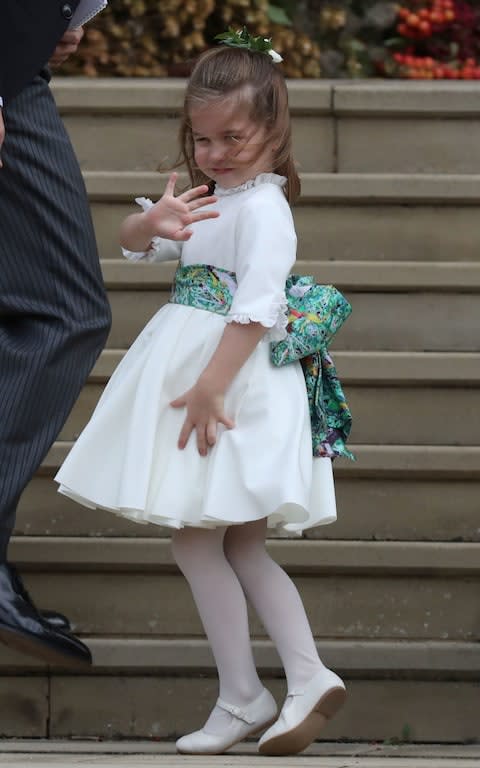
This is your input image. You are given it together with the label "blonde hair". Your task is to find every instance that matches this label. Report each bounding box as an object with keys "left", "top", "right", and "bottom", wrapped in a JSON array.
[{"left": 176, "top": 46, "right": 301, "bottom": 204}]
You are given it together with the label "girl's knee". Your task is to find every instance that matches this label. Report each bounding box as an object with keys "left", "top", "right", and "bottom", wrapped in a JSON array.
[
  {"left": 171, "top": 526, "right": 225, "bottom": 575},
  {"left": 223, "top": 519, "right": 268, "bottom": 570},
  {"left": 171, "top": 528, "right": 198, "bottom": 571}
]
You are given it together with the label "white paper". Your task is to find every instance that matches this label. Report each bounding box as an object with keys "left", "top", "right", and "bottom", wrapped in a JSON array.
[{"left": 68, "top": 0, "right": 107, "bottom": 29}]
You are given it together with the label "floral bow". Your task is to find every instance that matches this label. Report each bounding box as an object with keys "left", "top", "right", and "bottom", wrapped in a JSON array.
[{"left": 215, "top": 26, "right": 283, "bottom": 63}]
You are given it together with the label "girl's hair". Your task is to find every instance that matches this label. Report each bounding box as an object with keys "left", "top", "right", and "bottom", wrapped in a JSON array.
[{"left": 176, "top": 46, "right": 301, "bottom": 204}]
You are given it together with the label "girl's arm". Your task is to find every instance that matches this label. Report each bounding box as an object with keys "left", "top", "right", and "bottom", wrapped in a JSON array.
[
  {"left": 120, "top": 172, "right": 218, "bottom": 252},
  {"left": 171, "top": 321, "right": 267, "bottom": 457}
]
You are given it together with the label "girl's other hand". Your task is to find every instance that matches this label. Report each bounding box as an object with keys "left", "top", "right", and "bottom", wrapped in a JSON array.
[
  {"left": 170, "top": 376, "right": 234, "bottom": 456},
  {"left": 146, "top": 172, "right": 219, "bottom": 242}
]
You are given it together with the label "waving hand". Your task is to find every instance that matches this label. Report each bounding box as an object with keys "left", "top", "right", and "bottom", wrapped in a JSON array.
[
  {"left": 145, "top": 172, "right": 218, "bottom": 242},
  {"left": 120, "top": 172, "right": 219, "bottom": 251}
]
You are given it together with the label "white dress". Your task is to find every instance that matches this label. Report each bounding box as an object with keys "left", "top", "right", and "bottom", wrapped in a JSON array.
[{"left": 55, "top": 173, "right": 337, "bottom": 533}]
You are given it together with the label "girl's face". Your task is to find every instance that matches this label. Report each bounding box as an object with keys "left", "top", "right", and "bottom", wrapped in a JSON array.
[{"left": 190, "top": 96, "right": 274, "bottom": 189}]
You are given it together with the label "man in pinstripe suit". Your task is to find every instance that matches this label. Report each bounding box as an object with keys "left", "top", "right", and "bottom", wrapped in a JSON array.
[{"left": 0, "top": 1, "right": 111, "bottom": 666}]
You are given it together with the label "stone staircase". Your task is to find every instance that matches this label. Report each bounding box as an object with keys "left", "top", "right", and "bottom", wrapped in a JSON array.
[{"left": 2, "top": 80, "right": 479, "bottom": 742}]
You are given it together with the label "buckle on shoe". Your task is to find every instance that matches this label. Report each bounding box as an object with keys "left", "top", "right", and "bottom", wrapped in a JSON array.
[{"left": 216, "top": 697, "right": 255, "bottom": 724}]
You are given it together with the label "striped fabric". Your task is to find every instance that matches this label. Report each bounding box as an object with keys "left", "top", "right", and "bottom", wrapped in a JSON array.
[{"left": 0, "top": 73, "right": 111, "bottom": 558}]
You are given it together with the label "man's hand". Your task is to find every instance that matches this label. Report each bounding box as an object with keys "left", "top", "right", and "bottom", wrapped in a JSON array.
[
  {"left": 49, "top": 28, "right": 85, "bottom": 68},
  {"left": 0, "top": 109, "right": 4, "bottom": 168}
]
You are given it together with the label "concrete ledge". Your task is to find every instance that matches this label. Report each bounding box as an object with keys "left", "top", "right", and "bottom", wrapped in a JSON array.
[
  {"left": 52, "top": 78, "right": 333, "bottom": 114},
  {"left": 333, "top": 352, "right": 480, "bottom": 385},
  {"left": 52, "top": 78, "right": 480, "bottom": 117},
  {"left": 91, "top": 350, "right": 480, "bottom": 386},
  {"left": 336, "top": 445, "right": 480, "bottom": 478},
  {"left": 8, "top": 537, "right": 480, "bottom": 575},
  {"left": 85, "top": 171, "right": 480, "bottom": 203},
  {"left": 42, "top": 442, "right": 480, "bottom": 479},
  {"left": 299, "top": 174, "right": 480, "bottom": 203},
  {"left": 27, "top": 678, "right": 480, "bottom": 742},
  {"left": 334, "top": 81, "right": 480, "bottom": 116},
  {"left": 1, "top": 639, "right": 478, "bottom": 675},
  {"left": 16, "top": 474, "right": 480, "bottom": 542},
  {"left": 100, "top": 259, "right": 480, "bottom": 292}
]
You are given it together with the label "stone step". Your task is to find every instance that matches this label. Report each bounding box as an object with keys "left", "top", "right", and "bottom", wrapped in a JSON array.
[
  {"left": 61, "top": 382, "right": 480, "bottom": 445},
  {"left": 94, "top": 202, "right": 480, "bottom": 265},
  {"left": 53, "top": 79, "right": 480, "bottom": 174},
  {"left": 89, "top": 350, "right": 480, "bottom": 385},
  {"left": 96, "top": 255, "right": 480, "bottom": 354},
  {"left": 100, "top": 259, "right": 480, "bottom": 290},
  {"left": 100, "top": 282, "right": 479, "bottom": 353},
  {"left": 89, "top": 173, "right": 480, "bottom": 263},
  {"left": 42, "top": 441, "right": 480, "bottom": 481},
  {"left": 103, "top": 294, "right": 479, "bottom": 351},
  {"left": 333, "top": 82, "right": 480, "bottom": 175},
  {"left": 11, "top": 536, "right": 480, "bottom": 573},
  {"left": 7, "top": 538, "right": 480, "bottom": 641},
  {"left": 58, "top": 79, "right": 335, "bottom": 172},
  {"left": 1, "top": 673, "right": 478, "bottom": 742},
  {"left": 3, "top": 637, "right": 478, "bottom": 677},
  {"left": 40, "top": 567, "right": 465, "bottom": 640},
  {"left": 59, "top": 349, "right": 480, "bottom": 446},
  {"left": 16, "top": 473, "right": 480, "bottom": 542},
  {"left": 87, "top": 170, "right": 480, "bottom": 203}
]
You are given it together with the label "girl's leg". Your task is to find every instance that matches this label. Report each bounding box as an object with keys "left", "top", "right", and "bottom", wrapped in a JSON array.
[
  {"left": 223, "top": 518, "right": 325, "bottom": 691},
  {"left": 171, "top": 526, "right": 264, "bottom": 734}
]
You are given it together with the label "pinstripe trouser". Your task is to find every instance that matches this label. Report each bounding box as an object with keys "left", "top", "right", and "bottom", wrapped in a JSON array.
[{"left": 0, "top": 72, "right": 111, "bottom": 559}]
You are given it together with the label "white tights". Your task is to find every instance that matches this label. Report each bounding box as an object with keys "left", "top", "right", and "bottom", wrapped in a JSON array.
[{"left": 171, "top": 519, "right": 325, "bottom": 734}]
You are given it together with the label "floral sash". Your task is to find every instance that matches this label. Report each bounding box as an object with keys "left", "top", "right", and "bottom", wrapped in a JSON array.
[{"left": 170, "top": 264, "right": 354, "bottom": 460}]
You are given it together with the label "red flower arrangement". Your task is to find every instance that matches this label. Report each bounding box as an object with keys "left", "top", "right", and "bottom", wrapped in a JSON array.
[{"left": 386, "top": 0, "right": 480, "bottom": 78}]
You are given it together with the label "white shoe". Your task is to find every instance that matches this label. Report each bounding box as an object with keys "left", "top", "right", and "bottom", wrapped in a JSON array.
[
  {"left": 258, "top": 667, "right": 346, "bottom": 756},
  {"left": 176, "top": 687, "right": 277, "bottom": 755}
]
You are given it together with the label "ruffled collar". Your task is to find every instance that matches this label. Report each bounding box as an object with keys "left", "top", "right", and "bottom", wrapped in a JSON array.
[{"left": 214, "top": 173, "right": 287, "bottom": 197}]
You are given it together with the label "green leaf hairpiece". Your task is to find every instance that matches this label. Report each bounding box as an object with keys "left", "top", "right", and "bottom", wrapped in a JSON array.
[{"left": 215, "top": 27, "right": 283, "bottom": 63}]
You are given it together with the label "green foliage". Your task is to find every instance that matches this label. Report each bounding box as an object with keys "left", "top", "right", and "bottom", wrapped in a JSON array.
[
  {"left": 268, "top": 4, "right": 293, "bottom": 25},
  {"left": 57, "top": 0, "right": 480, "bottom": 79},
  {"left": 215, "top": 26, "right": 275, "bottom": 52}
]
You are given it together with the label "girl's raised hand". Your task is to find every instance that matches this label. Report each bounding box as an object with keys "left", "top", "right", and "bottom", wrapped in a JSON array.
[
  {"left": 145, "top": 172, "right": 219, "bottom": 242},
  {"left": 170, "top": 377, "right": 234, "bottom": 456}
]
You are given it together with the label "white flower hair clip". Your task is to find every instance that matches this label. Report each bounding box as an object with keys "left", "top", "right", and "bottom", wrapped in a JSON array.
[
  {"left": 215, "top": 27, "right": 283, "bottom": 63},
  {"left": 268, "top": 48, "right": 283, "bottom": 63}
]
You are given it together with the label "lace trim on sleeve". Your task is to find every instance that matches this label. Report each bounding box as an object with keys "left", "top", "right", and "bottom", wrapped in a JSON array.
[
  {"left": 225, "top": 294, "right": 288, "bottom": 342},
  {"left": 121, "top": 197, "right": 165, "bottom": 262},
  {"left": 135, "top": 196, "right": 154, "bottom": 212}
]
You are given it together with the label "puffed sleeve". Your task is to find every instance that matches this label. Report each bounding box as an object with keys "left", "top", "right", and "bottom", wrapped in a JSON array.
[
  {"left": 226, "top": 190, "right": 296, "bottom": 341},
  {"left": 121, "top": 197, "right": 183, "bottom": 264}
]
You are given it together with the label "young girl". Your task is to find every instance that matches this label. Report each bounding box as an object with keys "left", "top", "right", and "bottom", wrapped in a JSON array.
[{"left": 55, "top": 33, "right": 349, "bottom": 756}]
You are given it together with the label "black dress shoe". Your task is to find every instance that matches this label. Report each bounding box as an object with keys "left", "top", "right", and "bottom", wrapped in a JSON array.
[
  {"left": 6, "top": 565, "right": 73, "bottom": 632},
  {"left": 0, "top": 563, "right": 91, "bottom": 668}
]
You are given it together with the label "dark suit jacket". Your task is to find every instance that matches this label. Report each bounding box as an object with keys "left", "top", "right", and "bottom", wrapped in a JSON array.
[{"left": 0, "top": 0, "right": 81, "bottom": 104}]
